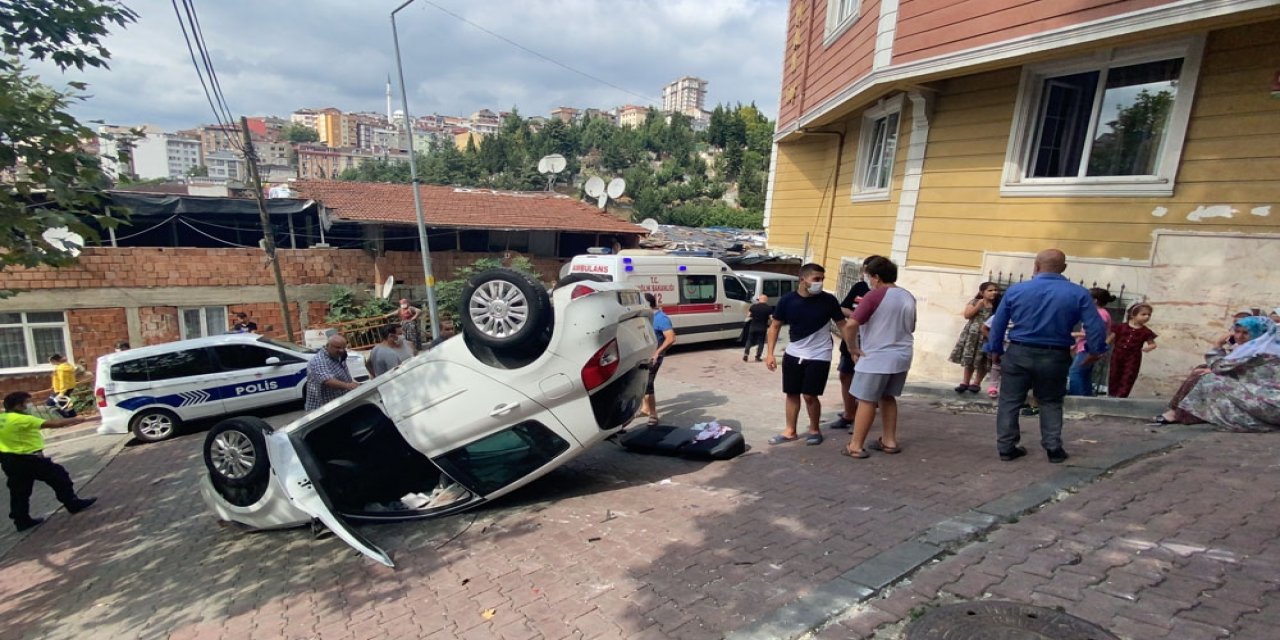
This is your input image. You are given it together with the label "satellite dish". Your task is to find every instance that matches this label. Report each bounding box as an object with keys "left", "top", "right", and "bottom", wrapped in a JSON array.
[
  {"left": 42, "top": 227, "right": 84, "bottom": 256},
  {"left": 606, "top": 177, "right": 626, "bottom": 199},
  {"left": 538, "top": 153, "right": 566, "bottom": 175},
  {"left": 584, "top": 176, "right": 605, "bottom": 198},
  {"left": 318, "top": 207, "right": 333, "bottom": 232},
  {"left": 381, "top": 275, "right": 396, "bottom": 299},
  {"left": 639, "top": 218, "right": 660, "bottom": 233},
  {"left": 597, "top": 193, "right": 608, "bottom": 209}
]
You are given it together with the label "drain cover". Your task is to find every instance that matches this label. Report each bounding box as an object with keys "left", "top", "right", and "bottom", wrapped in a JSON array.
[{"left": 903, "top": 601, "right": 1119, "bottom": 640}]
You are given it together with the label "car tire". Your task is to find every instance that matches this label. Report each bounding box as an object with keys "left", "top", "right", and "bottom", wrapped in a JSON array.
[
  {"left": 555, "top": 272, "right": 610, "bottom": 288},
  {"left": 203, "top": 416, "right": 271, "bottom": 489},
  {"left": 130, "top": 408, "right": 182, "bottom": 443},
  {"left": 460, "top": 268, "right": 551, "bottom": 351}
]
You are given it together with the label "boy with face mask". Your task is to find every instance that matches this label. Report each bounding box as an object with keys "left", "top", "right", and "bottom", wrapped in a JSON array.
[{"left": 765, "top": 263, "right": 847, "bottom": 446}]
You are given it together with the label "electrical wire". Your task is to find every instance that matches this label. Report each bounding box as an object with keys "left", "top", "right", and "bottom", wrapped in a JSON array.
[
  {"left": 170, "top": 0, "right": 242, "bottom": 152},
  {"left": 418, "top": 0, "right": 659, "bottom": 105}
]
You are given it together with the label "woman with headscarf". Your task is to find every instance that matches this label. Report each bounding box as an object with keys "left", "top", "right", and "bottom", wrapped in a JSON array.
[{"left": 1150, "top": 316, "right": 1279, "bottom": 431}]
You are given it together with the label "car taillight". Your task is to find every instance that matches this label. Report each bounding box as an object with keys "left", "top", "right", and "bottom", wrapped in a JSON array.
[
  {"left": 95, "top": 387, "right": 107, "bottom": 408},
  {"left": 570, "top": 284, "right": 598, "bottom": 300},
  {"left": 581, "top": 339, "right": 620, "bottom": 391}
]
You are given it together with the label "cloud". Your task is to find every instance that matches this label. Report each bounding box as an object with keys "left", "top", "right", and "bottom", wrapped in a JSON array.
[{"left": 32, "top": 0, "right": 786, "bottom": 131}]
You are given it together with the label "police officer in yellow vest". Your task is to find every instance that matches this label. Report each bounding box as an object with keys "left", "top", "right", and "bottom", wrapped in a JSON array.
[{"left": 0, "top": 391, "right": 97, "bottom": 532}]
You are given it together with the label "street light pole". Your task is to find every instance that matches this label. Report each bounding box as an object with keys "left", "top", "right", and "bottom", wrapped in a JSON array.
[{"left": 391, "top": 0, "right": 441, "bottom": 341}]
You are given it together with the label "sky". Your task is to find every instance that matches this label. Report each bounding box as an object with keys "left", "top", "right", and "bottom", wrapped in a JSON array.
[{"left": 34, "top": 0, "right": 788, "bottom": 132}]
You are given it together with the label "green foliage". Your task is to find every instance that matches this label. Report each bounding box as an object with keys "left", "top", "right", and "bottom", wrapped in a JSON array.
[
  {"left": 280, "top": 122, "right": 320, "bottom": 144},
  {"left": 186, "top": 164, "right": 209, "bottom": 177},
  {"left": 1, "top": 0, "right": 137, "bottom": 279},
  {"left": 333, "top": 102, "right": 774, "bottom": 228},
  {"left": 324, "top": 286, "right": 399, "bottom": 323}
]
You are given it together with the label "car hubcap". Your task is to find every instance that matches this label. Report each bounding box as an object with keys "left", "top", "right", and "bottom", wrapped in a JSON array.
[
  {"left": 470, "top": 280, "right": 528, "bottom": 338},
  {"left": 139, "top": 414, "right": 173, "bottom": 439},
  {"left": 210, "top": 431, "right": 256, "bottom": 479}
]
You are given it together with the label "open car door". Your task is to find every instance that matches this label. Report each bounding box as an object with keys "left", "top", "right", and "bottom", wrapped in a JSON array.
[{"left": 264, "top": 430, "right": 395, "bottom": 567}]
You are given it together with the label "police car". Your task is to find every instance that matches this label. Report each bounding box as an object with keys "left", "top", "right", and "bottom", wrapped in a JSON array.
[
  {"left": 95, "top": 334, "right": 370, "bottom": 443},
  {"left": 199, "top": 269, "right": 654, "bottom": 566}
]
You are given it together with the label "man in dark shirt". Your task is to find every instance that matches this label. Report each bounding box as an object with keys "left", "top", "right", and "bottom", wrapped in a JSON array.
[
  {"left": 743, "top": 295, "right": 773, "bottom": 362},
  {"left": 827, "top": 255, "right": 878, "bottom": 430},
  {"left": 986, "top": 249, "right": 1107, "bottom": 464},
  {"left": 765, "top": 263, "right": 846, "bottom": 446}
]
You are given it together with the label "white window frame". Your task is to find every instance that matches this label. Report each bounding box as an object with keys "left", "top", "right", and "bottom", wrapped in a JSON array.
[
  {"left": 823, "top": 0, "right": 861, "bottom": 47},
  {"left": 851, "top": 93, "right": 904, "bottom": 202},
  {"left": 179, "top": 306, "right": 228, "bottom": 340},
  {"left": 0, "top": 311, "right": 72, "bottom": 373},
  {"left": 1001, "top": 35, "right": 1205, "bottom": 198}
]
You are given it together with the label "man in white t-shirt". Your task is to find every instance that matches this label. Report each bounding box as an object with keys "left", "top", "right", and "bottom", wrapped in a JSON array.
[
  {"left": 765, "top": 263, "right": 847, "bottom": 446},
  {"left": 839, "top": 256, "right": 917, "bottom": 458}
]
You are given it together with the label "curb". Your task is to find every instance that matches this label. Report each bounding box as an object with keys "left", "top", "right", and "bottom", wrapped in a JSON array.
[
  {"left": 724, "top": 424, "right": 1202, "bottom": 640},
  {"left": 901, "top": 382, "right": 1168, "bottom": 421}
]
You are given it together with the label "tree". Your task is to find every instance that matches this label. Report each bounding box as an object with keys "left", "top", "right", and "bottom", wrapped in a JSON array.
[
  {"left": 281, "top": 122, "right": 320, "bottom": 144},
  {"left": 1, "top": 0, "right": 137, "bottom": 275},
  {"left": 187, "top": 165, "right": 208, "bottom": 177}
]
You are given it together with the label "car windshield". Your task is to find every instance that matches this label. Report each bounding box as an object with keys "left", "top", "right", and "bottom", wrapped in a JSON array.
[{"left": 257, "top": 336, "right": 316, "bottom": 354}]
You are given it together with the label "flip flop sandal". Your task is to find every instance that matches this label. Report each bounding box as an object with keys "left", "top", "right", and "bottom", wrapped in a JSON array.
[
  {"left": 1148, "top": 415, "right": 1175, "bottom": 426},
  {"left": 840, "top": 448, "right": 869, "bottom": 459},
  {"left": 646, "top": 417, "right": 660, "bottom": 427},
  {"left": 967, "top": 385, "right": 981, "bottom": 393},
  {"left": 768, "top": 434, "right": 800, "bottom": 445},
  {"left": 805, "top": 433, "right": 824, "bottom": 446},
  {"left": 954, "top": 384, "right": 969, "bottom": 393},
  {"left": 866, "top": 438, "right": 902, "bottom": 454}
]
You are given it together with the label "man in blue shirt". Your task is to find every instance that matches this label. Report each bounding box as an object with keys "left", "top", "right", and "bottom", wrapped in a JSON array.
[
  {"left": 640, "top": 293, "right": 677, "bottom": 426},
  {"left": 986, "top": 249, "right": 1107, "bottom": 464}
]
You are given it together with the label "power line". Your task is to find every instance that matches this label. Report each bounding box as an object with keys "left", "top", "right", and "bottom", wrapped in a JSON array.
[
  {"left": 170, "top": 0, "right": 242, "bottom": 152},
  {"left": 418, "top": 0, "right": 659, "bottom": 105}
]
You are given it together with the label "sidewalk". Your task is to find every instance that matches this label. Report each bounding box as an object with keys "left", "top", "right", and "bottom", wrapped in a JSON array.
[{"left": 0, "top": 342, "right": 1253, "bottom": 640}]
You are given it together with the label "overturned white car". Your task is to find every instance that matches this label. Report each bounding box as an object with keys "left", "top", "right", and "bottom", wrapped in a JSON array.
[{"left": 199, "top": 269, "right": 654, "bottom": 566}]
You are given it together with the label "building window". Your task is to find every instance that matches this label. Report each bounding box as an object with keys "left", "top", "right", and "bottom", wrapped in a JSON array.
[
  {"left": 852, "top": 94, "right": 903, "bottom": 201},
  {"left": 180, "top": 307, "right": 228, "bottom": 340},
  {"left": 0, "top": 312, "right": 71, "bottom": 371},
  {"left": 1002, "top": 36, "right": 1204, "bottom": 197},
  {"left": 824, "top": 0, "right": 860, "bottom": 46}
]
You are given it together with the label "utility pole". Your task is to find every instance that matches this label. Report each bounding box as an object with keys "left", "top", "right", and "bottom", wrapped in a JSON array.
[{"left": 240, "top": 116, "right": 297, "bottom": 343}]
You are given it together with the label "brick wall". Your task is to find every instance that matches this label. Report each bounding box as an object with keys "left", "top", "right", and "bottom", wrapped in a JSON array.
[
  {"left": 68, "top": 307, "right": 129, "bottom": 369},
  {"left": 0, "top": 248, "right": 565, "bottom": 291}
]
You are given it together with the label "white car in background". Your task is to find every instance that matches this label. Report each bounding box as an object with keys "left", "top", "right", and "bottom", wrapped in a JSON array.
[
  {"left": 95, "top": 334, "right": 369, "bottom": 443},
  {"left": 199, "top": 269, "right": 655, "bottom": 566}
]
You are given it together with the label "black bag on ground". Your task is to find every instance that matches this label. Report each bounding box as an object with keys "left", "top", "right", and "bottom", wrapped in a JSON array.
[{"left": 618, "top": 425, "right": 746, "bottom": 460}]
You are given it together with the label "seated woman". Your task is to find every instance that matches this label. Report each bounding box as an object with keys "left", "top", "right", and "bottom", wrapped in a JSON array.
[{"left": 1151, "top": 316, "right": 1278, "bottom": 431}]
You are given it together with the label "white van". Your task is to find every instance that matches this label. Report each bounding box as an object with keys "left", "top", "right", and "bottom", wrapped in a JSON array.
[
  {"left": 734, "top": 270, "right": 800, "bottom": 306},
  {"left": 95, "top": 334, "right": 370, "bottom": 443},
  {"left": 563, "top": 253, "right": 752, "bottom": 344}
]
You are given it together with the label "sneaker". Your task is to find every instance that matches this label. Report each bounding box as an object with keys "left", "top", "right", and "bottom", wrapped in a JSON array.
[
  {"left": 1020, "top": 406, "right": 1040, "bottom": 417},
  {"left": 14, "top": 517, "right": 44, "bottom": 532},
  {"left": 999, "top": 446, "right": 1027, "bottom": 462},
  {"left": 1047, "top": 448, "right": 1070, "bottom": 464},
  {"left": 742, "top": 354, "right": 748, "bottom": 362},
  {"left": 823, "top": 415, "right": 853, "bottom": 430},
  {"left": 755, "top": 356, "right": 763, "bottom": 362},
  {"left": 427, "top": 483, "right": 471, "bottom": 508}
]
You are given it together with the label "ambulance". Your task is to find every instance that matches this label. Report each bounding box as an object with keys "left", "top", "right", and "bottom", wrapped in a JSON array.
[{"left": 562, "top": 252, "right": 753, "bottom": 344}]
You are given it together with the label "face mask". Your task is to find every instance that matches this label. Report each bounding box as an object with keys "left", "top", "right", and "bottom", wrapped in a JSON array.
[{"left": 807, "top": 282, "right": 823, "bottom": 294}]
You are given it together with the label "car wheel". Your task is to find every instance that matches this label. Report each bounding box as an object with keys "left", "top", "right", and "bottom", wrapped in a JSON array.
[
  {"left": 203, "top": 416, "right": 270, "bottom": 488},
  {"left": 460, "top": 268, "right": 551, "bottom": 350},
  {"left": 130, "top": 408, "right": 181, "bottom": 443},
  {"left": 555, "top": 272, "right": 610, "bottom": 288}
]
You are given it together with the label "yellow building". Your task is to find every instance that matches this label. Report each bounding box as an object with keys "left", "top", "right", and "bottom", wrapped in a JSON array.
[
  {"left": 314, "top": 108, "right": 344, "bottom": 148},
  {"left": 767, "top": 1, "right": 1280, "bottom": 395}
]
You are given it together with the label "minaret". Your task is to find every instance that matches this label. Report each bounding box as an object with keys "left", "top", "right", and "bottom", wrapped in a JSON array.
[{"left": 386, "top": 74, "right": 393, "bottom": 122}]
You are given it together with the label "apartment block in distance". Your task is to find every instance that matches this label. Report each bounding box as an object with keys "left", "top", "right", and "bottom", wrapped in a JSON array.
[
  {"left": 662, "top": 75, "right": 708, "bottom": 116},
  {"left": 765, "top": 0, "right": 1280, "bottom": 395}
]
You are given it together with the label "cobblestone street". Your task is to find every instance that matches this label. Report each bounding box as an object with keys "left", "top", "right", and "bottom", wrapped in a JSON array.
[{"left": 0, "top": 342, "right": 1268, "bottom": 640}]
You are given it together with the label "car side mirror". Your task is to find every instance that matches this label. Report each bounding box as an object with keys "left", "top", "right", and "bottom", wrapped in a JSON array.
[{"left": 264, "top": 356, "right": 281, "bottom": 366}]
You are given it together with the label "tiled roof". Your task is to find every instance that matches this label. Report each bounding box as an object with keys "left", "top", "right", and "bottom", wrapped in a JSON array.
[{"left": 292, "top": 180, "right": 647, "bottom": 236}]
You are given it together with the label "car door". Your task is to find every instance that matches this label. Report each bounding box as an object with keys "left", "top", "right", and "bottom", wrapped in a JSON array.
[
  {"left": 112, "top": 349, "right": 228, "bottom": 422},
  {"left": 373, "top": 359, "right": 578, "bottom": 456},
  {"left": 211, "top": 344, "right": 307, "bottom": 412}
]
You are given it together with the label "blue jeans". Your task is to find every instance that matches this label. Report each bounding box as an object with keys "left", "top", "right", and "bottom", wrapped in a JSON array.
[
  {"left": 997, "top": 343, "right": 1073, "bottom": 454},
  {"left": 1066, "top": 351, "right": 1094, "bottom": 396}
]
